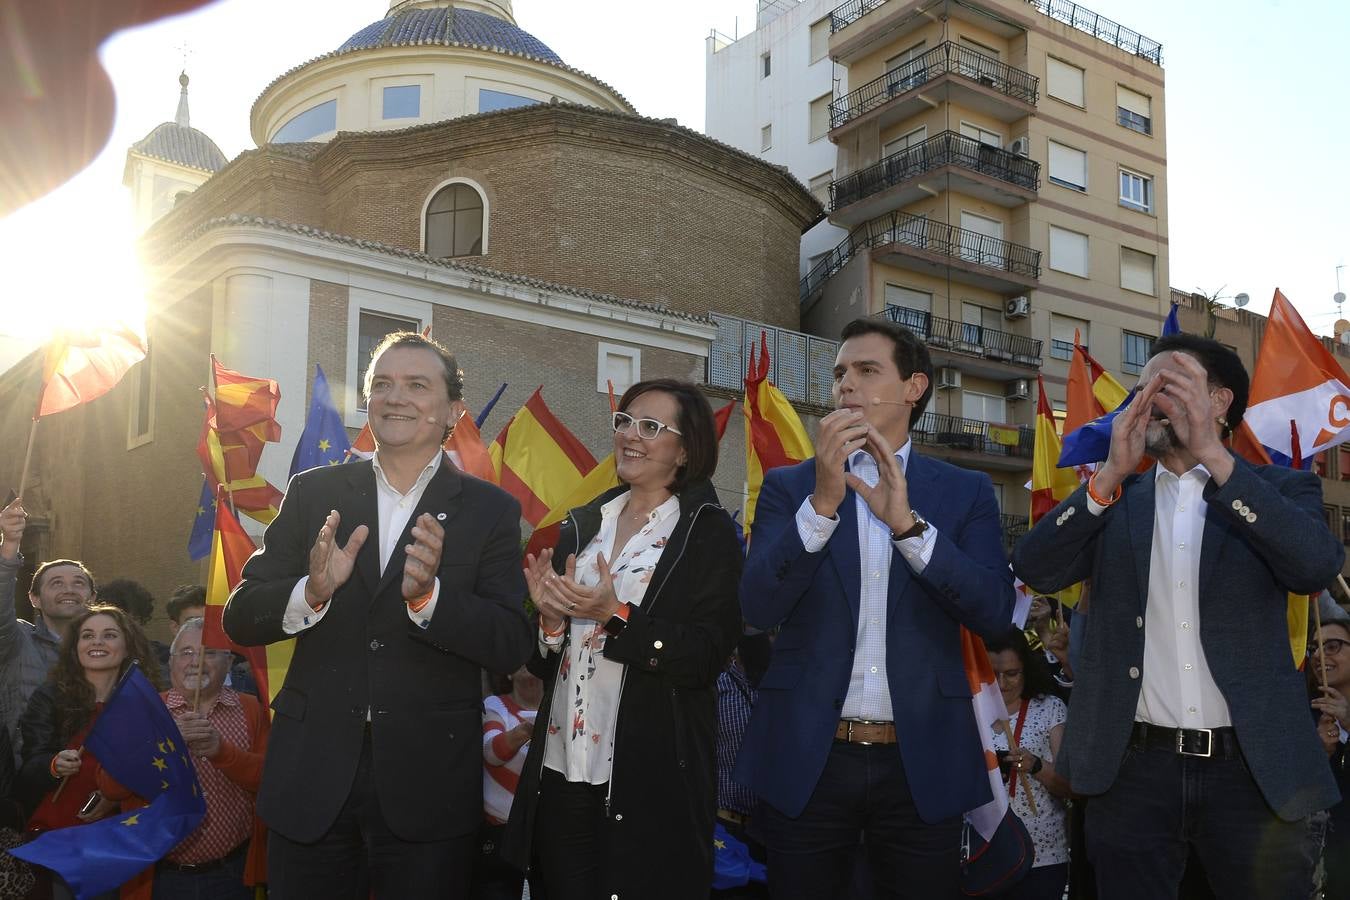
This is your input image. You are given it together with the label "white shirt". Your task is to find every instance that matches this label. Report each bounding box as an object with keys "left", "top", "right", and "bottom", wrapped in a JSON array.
[
  {"left": 1088, "top": 463, "right": 1232, "bottom": 728},
  {"left": 542, "top": 491, "right": 680, "bottom": 784},
  {"left": 795, "top": 441, "right": 937, "bottom": 721},
  {"left": 281, "top": 448, "right": 446, "bottom": 634}
]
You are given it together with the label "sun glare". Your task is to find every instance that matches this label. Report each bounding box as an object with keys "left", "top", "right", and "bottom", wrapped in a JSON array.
[{"left": 1, "top": 182, "right": 148, "bottom": 350}]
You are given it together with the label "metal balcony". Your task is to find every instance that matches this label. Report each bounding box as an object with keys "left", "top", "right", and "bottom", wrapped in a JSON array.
[
  {"left": 1000, "top": 513, "right": 1029, "bottom": 553},
  {"left": 1027, "top": 0, "right": 1162, "bottom": 64},
  {"left": 881, "top": 305, "right": 1042, "bottom": 370},
  {"left": 829, "top": 131, "right": 1039, "bottom": 226},
  {"left": 910, "top": 411, "right": 1033, "bottom": 467},
  {"left": 801, "top": 211, "right": 1041, "bottom": 301},
  {"left": 830, "top": 42, "right": 1038, "bottom": 134},
  {"left": 707, "top": 313, "right": 837, "bottom": 408}
]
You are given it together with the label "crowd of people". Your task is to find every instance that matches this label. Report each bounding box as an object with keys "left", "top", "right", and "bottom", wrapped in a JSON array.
[{"left": 0, "top": 324, "right": 1347, "bottom": 900}]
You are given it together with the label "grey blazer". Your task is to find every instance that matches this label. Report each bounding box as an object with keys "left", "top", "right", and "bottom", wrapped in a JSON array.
[{"left": 1012, "top": 454, "right": 1342, "bottom": 821}]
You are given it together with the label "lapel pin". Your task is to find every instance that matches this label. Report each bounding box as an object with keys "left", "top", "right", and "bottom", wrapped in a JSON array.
[{"left": 436, "top": 512, "right": 447, "bottom": 521}]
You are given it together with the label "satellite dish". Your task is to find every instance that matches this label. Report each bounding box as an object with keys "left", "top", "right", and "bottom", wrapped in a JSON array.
[
  {"left": 1234, "top": 292, "right": 1250, "bottom": 308},
  {"left": 1336, "top": 291, "right": 1347, "bottom": 306}
]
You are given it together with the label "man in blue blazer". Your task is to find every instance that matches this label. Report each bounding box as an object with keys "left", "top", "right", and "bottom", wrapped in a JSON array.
[
  {"left": 736, "top": 318, "right": 1015, "bottom": 898},
  {"left": 1013, "top": 334, "right": 1342, "bottom": 899}
]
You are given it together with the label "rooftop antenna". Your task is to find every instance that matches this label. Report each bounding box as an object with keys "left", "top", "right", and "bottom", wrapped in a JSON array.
[{"left": 1336, "top": 265, "right": 1346, "bottom": 312}]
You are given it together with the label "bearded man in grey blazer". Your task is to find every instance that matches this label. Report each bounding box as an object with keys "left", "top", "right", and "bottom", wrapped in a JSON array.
[{"left": 1014, "top": 333, "right": 1341, "bottom": 899}]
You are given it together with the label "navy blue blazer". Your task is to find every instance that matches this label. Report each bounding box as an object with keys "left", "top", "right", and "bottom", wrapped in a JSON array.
[
  {"left": 734, "top": 451, "right": 1015, "bottom": 822},
  {"left": 1013, "top": 456, "right": 1343, "bottom": 821}
]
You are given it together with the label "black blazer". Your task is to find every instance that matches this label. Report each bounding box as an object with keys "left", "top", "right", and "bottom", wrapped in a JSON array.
[
  {"left": 223, "top": 458, "right": 532, "bottom": 843},
  {"left": 502, "top": 479, "right": 743, "bottom": 900},
  {"left": 1013, "top": 456, "right": 1342, "bottom": 821}
]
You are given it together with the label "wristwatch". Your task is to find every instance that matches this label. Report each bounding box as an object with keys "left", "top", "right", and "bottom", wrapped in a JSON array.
[
  {"left": 1029, "top": 755, "right": 1044, "bottom": 776},
  {"left": 890, "top": 511, "right": 929, "bottom": 542},
  {"left": 603, "top": 604, "right": 631, "bottom": 637}
]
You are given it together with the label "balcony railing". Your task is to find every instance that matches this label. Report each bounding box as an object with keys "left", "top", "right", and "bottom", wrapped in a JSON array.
[
  {"left": 1000, "top": 513, "right": 1030, "bottom": 553},
  {"left": 830, "top": 131, "right": 1039, "bottom": 211},
  {"left": 801, "top": 211, "right": 1041, "bottom": 301},
  {"left": 1027, "top": 0, "right": 1162, "bottom": 64},
  {"left": 911, "top": 412, "right": 1033, "bottom": 459},
  {"left": 707, "top": 313, "right": 837, "bottom": 408},
  {"left": 882, "top": 305, "right": 1042, "bottom": 366},
  {"left": 829, "top": 0, "right": 887, "bottom": 32},
  {"left": 830, "top": 42, "right": 1039, "bottom": 129}
]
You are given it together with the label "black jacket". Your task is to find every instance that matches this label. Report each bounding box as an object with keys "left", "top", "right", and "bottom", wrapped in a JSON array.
[
  {"left": 502, "top": 480, "right": 743, "bottom": 900},
  {"left": 16, "top": 683, "right": 63, "bottom": 812},
  {"left": 223, "top": 459, "right": 533, "bottom": 843}
]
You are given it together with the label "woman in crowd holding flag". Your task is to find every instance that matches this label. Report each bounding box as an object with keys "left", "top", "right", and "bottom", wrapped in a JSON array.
[
  {"left": 986, "top": 629, "right": 1071, "bottom": 900},
  {"left": 503, "top": 378, "right": 743, "bottom": 900},
  {"left": 17, "top": 606, "right": 161, "bottom": 898}
]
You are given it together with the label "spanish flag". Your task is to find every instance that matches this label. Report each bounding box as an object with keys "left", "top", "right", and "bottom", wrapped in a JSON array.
[
  {"left": 203, "top": 487, "right": 288, "bottom": 709},
  {"left": 490, "top": 388, "right": 597, "bottom": 526},
  {"left": 36, "top": 325, "right": 146, "bottom": 418},
  {"left": 744, "top": 333, "right": 813, "bottom": 531},
  {"left": 1031, "top": 376, "right": 1082, "bottom": 607},
  {"left": 1064, "top": 334, "right": 1129, "bottom": 435},
  {"left": 197, "top": 394, "right": 284, "bottom": 525}
]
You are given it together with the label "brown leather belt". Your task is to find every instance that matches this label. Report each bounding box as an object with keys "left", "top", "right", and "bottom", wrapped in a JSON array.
[{"left": 835, "top": 719, "right": 897, "bottom": 745}]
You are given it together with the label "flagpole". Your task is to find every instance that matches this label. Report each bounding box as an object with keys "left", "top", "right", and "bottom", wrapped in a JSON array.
[
  {"left": 17, "top": 418, "right": 38, "bottom": 499},
  {"left": 50, "top": 662, "right": 139, "bottom": 800}
]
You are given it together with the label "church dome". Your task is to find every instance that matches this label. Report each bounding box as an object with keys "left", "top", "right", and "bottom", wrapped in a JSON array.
[
  {"left": 338, "top": 7, "right": 561, "bottom": 65},
  {"left": 129, "top": 73, "right": 228, "bottom": 174}
]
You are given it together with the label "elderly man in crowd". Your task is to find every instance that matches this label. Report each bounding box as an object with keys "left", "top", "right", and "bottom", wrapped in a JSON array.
[
  {"left": 0, "top": 497, "right": 94, "bottom": 759},
  {"left": 101, "top": 616, "right": 269, "bottom": 899}
]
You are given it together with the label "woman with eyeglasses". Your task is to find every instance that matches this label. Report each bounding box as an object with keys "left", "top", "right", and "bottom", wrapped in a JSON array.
[
  {"left": 17, "top": 605, "right": 162, "bottom": 900},
  {"left": 1311, "top": 617, "right": 1350, "bottom": 898},
  {"left": 502, "top": 378, "right": 743, "bottom": 900},
  {"left": 986, "top": 628, "right": 1072, "bottom": 900}
]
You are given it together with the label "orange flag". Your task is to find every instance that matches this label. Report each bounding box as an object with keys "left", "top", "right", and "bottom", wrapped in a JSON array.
[
  {"left": 444, "top": 412, "right": 495, "bottom": 482},
  {"left": 36, "top": 325, "right": 146, "bottom": 417}
]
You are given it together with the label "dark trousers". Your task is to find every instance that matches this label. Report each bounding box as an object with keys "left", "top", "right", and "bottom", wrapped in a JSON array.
[
  {"left": 266, "top": 731, "right": 475, "bottom": 900},
  {"left": 153, "top": 845, "right": 251, "bottom": 900},
  {"left": 470, "top": 822, "right": 524, "bottom": 900},
  {"left": 757, "top": 741, "right": 962, "bottom": 900},
  {"left": 1085, "top": 743, "right": 1322, "bottom": 900},
  {"left": 531, "top": 768, "right": 608, "bottom": 900},
  {"left": 995, "top": 863, "right": 1068, "bottom": 900}
]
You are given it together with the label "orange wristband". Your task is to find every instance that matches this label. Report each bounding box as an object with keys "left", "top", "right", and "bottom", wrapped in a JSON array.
[
  {"left": 541, "top": 620, "right": 566, "bottom": 638},
  {"left": 407, "top": 590, "right": 433, "bottom": 615},
  {"left": 1086, "top": 472, "right": 1121, "bottom": 507}
]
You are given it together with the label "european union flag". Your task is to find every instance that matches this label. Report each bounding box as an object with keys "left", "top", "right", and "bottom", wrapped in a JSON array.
[
  {"left": 12, "top": 665, "right": 205, "bottom": 899},
  {"left": 290, "top": 364, "right": 351, "bottom": 479},
  {"left": 186, "top": 477, "right": 214, "bottom": 562},
  {"left": 1162, "top": 301, "right": 1181, "bottom": 336}
]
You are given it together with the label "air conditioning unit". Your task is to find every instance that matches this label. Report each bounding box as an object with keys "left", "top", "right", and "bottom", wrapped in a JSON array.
[
  {"left": 1004, "top": 296, "right": 1030, "bottom": 319},
  {"left": 936, "top": 367, "right": 962, "bottom": 390},
  {"left": 1005, "top": 378, "right": 1031, "bottom": 401},
  {"left": 1007, "top": 136, "right": 1031, "bottom": 157}
]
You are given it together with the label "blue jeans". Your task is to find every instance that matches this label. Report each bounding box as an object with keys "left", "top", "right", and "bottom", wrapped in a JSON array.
[
  {"left": 756, "top": 741, "right": 962, "bottom": 900},
  {"left": 1085, "top": 741, "right": 1323, "bottom": 900},
  {"left": 152, "top": 848, "right": 251, "bottom": 900}
]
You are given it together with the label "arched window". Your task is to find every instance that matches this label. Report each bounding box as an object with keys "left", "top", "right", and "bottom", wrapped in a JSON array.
[{"left": 425, "top": 184, "right": 484, "bottom": 258}]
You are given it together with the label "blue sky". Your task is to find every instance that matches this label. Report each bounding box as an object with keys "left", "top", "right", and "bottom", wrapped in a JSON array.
[{"left": 2, "top": 0, "right": 1346, "bottom": 357}]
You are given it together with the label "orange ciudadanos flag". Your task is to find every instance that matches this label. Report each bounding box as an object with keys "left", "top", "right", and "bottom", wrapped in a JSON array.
[
  {"left": 744, "top": 332, "right": 812, "bottom": 532},
  {"left": 36, "top": 324, "right": 147, "bottom": 418},
  {"left": 489, "top": 388, "right": 597, "bottom": 526}
]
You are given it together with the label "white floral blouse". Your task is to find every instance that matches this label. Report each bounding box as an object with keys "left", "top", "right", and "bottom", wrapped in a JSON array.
[
  {"left": 542, "top": 491, "right": 680, "bottom": 785},
  {"left": 991, "top": 693, "right": 1069, "bottom": 867}
]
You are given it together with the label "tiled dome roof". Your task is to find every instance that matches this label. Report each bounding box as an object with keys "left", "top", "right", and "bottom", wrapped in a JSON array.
[
  {"left": 338, "top": 7, "right": 561, "bottom": 63},
  {"left": 129, "top": 122, "right": 228, "bottom": 174}
]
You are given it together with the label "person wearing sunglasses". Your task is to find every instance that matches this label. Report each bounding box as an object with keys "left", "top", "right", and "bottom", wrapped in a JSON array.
[
  {"left": 1311, "top": 614, "right": 1350, "bottom": 899},
  {"left": 503, "top": 378, "right": 742, "bottom": 900}
]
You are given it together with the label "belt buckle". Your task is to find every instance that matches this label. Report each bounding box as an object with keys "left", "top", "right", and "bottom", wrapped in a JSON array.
[
  {"left": 1177, "top": 727, "right": 1212, "bottom": 758},
  {"left": 848, "top": 719, "right": 880, "bottom": 746}
]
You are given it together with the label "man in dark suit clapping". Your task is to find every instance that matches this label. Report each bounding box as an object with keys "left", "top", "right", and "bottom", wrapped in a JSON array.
[
  {"left": 1014, "top": 334, "right": 1341, "bottom": 899},
  {"left": 224, "top": 332, "right": 531, "bottom": 899}
]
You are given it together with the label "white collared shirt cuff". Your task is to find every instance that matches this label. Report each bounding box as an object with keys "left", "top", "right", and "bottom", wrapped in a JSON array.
[
  {"left": 796, "top": 496, "right": 840, "bottom": 552},
  {"left": 893, "top": 523, "right": 937, "bottom": 573},
  {"left": 537, "top": 624, "right": 566, "bottom": 656},
  {"left": 282, "top": 577, "right": 330, "bottom": 634},
  {"left": 1085, "top": 494, "right": 1109, "bottom": 516},
  {"left": 405, "top": 578, "right": 441, "bottom": 629}
]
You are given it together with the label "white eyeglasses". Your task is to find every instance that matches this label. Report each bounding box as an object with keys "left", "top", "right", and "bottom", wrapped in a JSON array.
[{"left": 612, "top": 411, "right": 681, "bottom": 440}]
